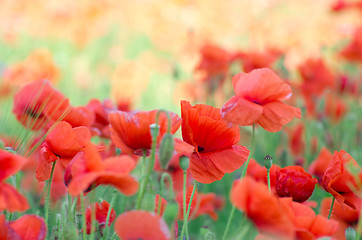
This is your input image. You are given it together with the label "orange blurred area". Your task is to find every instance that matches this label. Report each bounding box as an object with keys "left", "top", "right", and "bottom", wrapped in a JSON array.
[{"left": 0, "top": 0, "right": 361, "bottom": 107}]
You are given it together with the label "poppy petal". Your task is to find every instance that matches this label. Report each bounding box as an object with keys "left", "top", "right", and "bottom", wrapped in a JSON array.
[
  {"left": 233, "top": 68, "right": 293, "bottom": 103},
  {"left": 257, "top": 101, "right": 301, "bottom": 132},
  {"left": 189, "top": 146, "right": 249, "bottom": 184},
  {"left": 0, "top": 214, "right": 21, "bottom": 240},
  {"left": 95, "top": 173, "right": 139, "bottom": 196},
  {"left": 115, "top": 210, "right": 171, "bottom": 240},
  {"left": 0, "top": 150, "right": 28, "bottom": 182},
  {"left": 221, "top": 96, "right": 263, "bottom": 126},
  {"left": 10, "top": 215, "right": 47, "bottom": 240},
  {"left": 0, "top": 183, "right": 29, "bottom": 212}
]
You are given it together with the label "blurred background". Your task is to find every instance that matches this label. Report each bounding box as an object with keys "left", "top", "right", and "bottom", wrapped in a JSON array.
[{"left": 0, "top": 0, "right": 361, "bottom": 110}]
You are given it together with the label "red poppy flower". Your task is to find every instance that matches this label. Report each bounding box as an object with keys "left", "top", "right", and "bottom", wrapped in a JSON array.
[
  {"left": 298, "top": 58, "right": 335, "bottom": 97},
  {"left": 340, "top": 26, "right": 362, "bottom": 63},
  {"left": 221, "top": 68, "right": 301, "bottom": 132},
  {"left": 0, "top": 214, "right": 47, "bottom": 240},
  {"left": 114, "top": 210, "right": 171, "bottom": 240},
  {"left": 308, "top": 147, "right": 333, "bottom": 183},
  {"left": 86, "top": 99, "right": 116, "bottom": 138},
  {"left": 275, "top": 166, "right": 317, "bottom": 203},
  {"left": 0, "top": 150, "right": 29, "bottom": 212},
  {"left": 181, "top": 100, "right": 249, "bottom": 183},
  {"left": 322, "top": 150, "right": 361, "bottom": 209},
  {"left": 279, "top": 198, "right": 339, "bottom": 239},
  {"left": 65, "top": 144, "right": 138, "bottom": 196},
  {"left": 194, "top": 43, "right": 231, "bottom": 90},
  {"left": 85, "top": 201, "right": 116, "bottom": 234},
  {"left": 109, "top": 110, "right": 181, "bottom": 155},
  {"left": 36, "top": 121, "right": 91, "bottom": 181},
  {"left": 12, "top": 80, "right": 69, "bottom": 130},
  {"left": 176, "top": 185, "right": 224, "bottom": 221},
  {"left": 230, "top": 177, "right": 295, "bottom": 239}
]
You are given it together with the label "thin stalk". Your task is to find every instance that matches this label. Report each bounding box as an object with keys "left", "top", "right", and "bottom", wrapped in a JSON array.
[
  {"left": 267, "top": 169, "right": 271, "bottom": 193},
  {"left": 104, "top": 190, "right": 118, "bottom": 240},
  {"left": 135, "top": 150, "right": 149, "bottom": 209},
  {"left": 89, "top": 189, "right": 97, "bottom": 240},
  {"left": 45, "top": 161, "right": 57, "bottom": 233},
  {"left": 328, "top": 197, "right": 335, "bottom": 219},
  {"left": 80, "top": 193, "right": 87, "bottom": 240},
  {"left": 180, "top": 180, "right": 197, "bottom": 240},
  {"left": 356, "top": 199, "right": 362, "bottom": 240},
  {"left": 222, "top": 124, "right": 255, "bottom": 240}
]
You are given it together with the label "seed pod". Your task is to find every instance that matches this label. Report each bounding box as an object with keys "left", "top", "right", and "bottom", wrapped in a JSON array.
[
  {"left": 264, "top": 155, "right": 273, "bottom": 170},
  {"left": 179, "top": 155, "right": 190, "bottom": 171},
  {"left": 159, "top": 133, "right": 174, "bottom": 170}
]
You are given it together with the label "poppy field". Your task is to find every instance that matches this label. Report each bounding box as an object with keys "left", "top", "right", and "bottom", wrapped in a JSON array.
[{"left": 0, "top": 0, "right": 361, "bottom": 239}]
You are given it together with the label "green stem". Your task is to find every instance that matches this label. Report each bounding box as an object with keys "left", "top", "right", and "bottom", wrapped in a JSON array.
[
  {"left": 160, "top": 172, "right": 174, "bottom": 200},
  {"left": 180, "top": 180, "right": 197, "bottom": 240},
  {"left": 328, "top": 197, "right": 335, "bottom": 220},
  {"left": 222, "top": 124, "right": 255, "bottom": 240},
  {"left": 45, "top": 161, "right": 56, "bottom": 234},
  {"left": 135, "top": 150, "right": 149, "bottom": 209},
  {"left": 89, "top": 189, "right": 97, "bottom": 240},
  {"left": 267, "top": 169, "right": 271, "bottom": 193},
  {"left": 80, "top": 193, "right": 87, "bottom": 240},
  {"left": 104, "top": 190, "right": 118, "bottom": 240},
  {"left": 356, "top": 199, "right": 362, "bottom": 240}
]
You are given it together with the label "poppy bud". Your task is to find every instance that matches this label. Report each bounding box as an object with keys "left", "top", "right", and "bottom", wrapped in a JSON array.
[
  {"left": 159, "top": 133, "right": 174, "bottom": 169},
  {"left": 163, "top": 201, "right": 179, "bottom": 229},
  {"left": 264, "top": 155, "right": 273, "bottom": 170},
  {"left": 345, "top": 227, "right": 356, "bottom": 240},
  {"left": 275, "top": 166, "right": 317, "bottom": 202},
  {"left": 149, "top": 123, "right": 160, "bottom": 139},
  {"left": 179, "top": 155, "right": 190, "bottom": 171}
]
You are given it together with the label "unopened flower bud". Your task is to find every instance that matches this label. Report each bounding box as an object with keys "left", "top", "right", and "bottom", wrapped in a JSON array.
[
  {"left": 264, "top": 155, "right": 273, "bottom": 170},
  {"left": 159, "top": 133, "right": 174, "bottom": 170},
  {"left": 163, "top": 201, "right": 179, "bottom": 229},
  {"left": 179, "top": 155, "right": 189, "bottom": 171},
  {"left": 149, "top": 123, "right": 160, "bottom": 139},
  {"left": 345, "top": 226, "right": 356, "bottom": 240}
]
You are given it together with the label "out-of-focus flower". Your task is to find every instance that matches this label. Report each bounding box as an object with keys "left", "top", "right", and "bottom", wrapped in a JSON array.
[
  {"left": 114, "top": 210, "right": 171, "bottom": 240},
  {"left": 275, "top": 166, "right": 317, "bottom": 203},
  {"left": 194, "top": 43, "right": 232, "bottom": 93},
  {"left": 181, "top": 100, "right": 249, "bottom": 183},
  {"left": 3, "top": 49, "right": 59, "bottom": 87},
  {"left": 36, "top": 121, "right": 91, "bottom": 182},
  {"left": 232, "top": 48, "right": 281, "bottom": 73},
  {"left": 340, "top": 26, "right": 362, "bottom": 63},
  {"left": 279, "top": 198, "right": 339, "bottom": 239},
  {"left": 85, "top": 201, "right": 116, "bottom": 234},
  {"left": 176, "top": 185, "right": 224, "bottom": 221},
  {"left": 0, "top": 150, "right": 29, "bottom": 212},
  {"left": 298, "top": 58, "right": 335, "bottom": 97},
  {"left": 109, "top": 110, "right": 181, "bottom": 155},
  {"left": 325, "top": 93, "right": 348, "bottom": 123},
  {"left": 231, "top": 177, "right": 295, "bottom": 239},
  {"left": 287, "top": 123, "right": 305, "bottom": 157},
  {"left": 12, "top": 80, "right": 69, "bottom": 130},
  {"left": 0, "top": 214, "right": 47, "bottom": 240},
  {"left": 322, "top": 150, "right": 361, "bottom": 209},
  {"left": 65, "top": 143, "right": 138, "bottom": 196},
  {"left": 309, "top": 147, "right": 333, "bottom": 183},
  {"left": 320, "top": 197, "right": 360, "bottom": 239},
  {"left": 86, "top": 99, "right": 116, "bottom": 138},
  {"left": 221, "top": 68, "right": 301, "bottom": 132}
]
